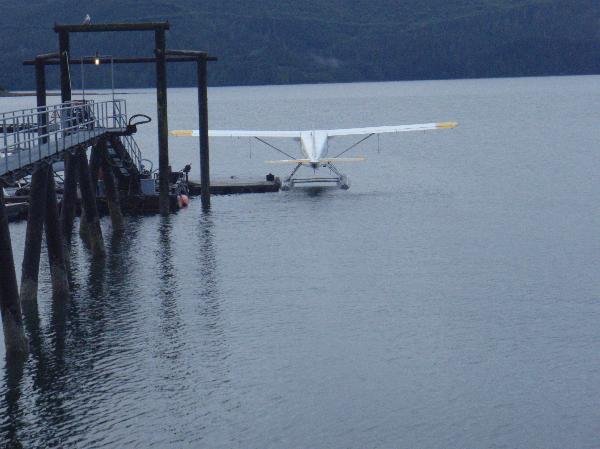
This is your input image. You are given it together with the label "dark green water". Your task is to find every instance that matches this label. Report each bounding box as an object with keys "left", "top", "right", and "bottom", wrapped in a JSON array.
[{"left": 1, "top": 76, "right": 600, "bottom": 448}]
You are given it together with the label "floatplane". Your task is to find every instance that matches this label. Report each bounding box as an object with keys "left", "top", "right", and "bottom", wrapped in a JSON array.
[{"left": 171, "top": 121, "right": 457, "bottom": 190}]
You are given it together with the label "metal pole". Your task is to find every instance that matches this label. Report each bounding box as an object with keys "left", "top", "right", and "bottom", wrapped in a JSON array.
[
  {"left": 155, "top": 29, "right": 170, "bottom": 215},
  {"left": 197, "top": 54, "right": 210, "bottom": 209}
]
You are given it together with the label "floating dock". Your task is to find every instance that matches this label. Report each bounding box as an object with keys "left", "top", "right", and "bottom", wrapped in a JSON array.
[
  {"left": 188, "top": 177, "right": 281, "bottom": 195},
  {"left": 5, "top": 202, "right": 28, "bottom": 222}
]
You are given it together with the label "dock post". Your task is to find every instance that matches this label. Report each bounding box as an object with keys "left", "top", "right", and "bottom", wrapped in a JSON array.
[
  {"left": 35, "top": 58, "right": 48, "bottom": 144},
  {"left": 81, "top": 144, "right": 101, "bottom": 238},
  {"left": 197, "top": 53, "right": 211, "bottom": 209},
  {"left": 155, "top": 28, "right": 170, "bottom": 216},
  {"left": 60, "top": 151, "right": 78, "bottom": 246},
  {"left": 77, "top": 150, "right": 105, "bottom": 258},
  {"left": 44, "top": 166, "right": 70, "bottom": 298},
  {"left": 99, "top": 143, "right": 124, "bottom": 230},
  {"left": 0, "top": 188, "right": 29, "bottom": 354},
  {"left": 20, "top": 166, "right": 49, "bottom": 304},
  {"left": 89, "top": 144, "right": 102, "bottom": 191},
  {"left": 58, "top": 30, "right": 71, "bottom": 103}
]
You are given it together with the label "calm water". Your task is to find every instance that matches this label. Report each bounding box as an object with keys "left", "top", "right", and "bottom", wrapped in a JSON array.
[{"left": 1, "top": 77, "right": 600, "bottom": 448}]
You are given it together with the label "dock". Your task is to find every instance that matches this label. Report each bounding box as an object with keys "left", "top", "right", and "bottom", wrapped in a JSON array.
[
  {"left": 5, "top": 202, "right": 28, "bottom": 222},
  {"left": 188, "top": 177, "right": 281, "bottom": 195},
  {"left": 0, "top": 20, "right": 223, "bottom": 355}
]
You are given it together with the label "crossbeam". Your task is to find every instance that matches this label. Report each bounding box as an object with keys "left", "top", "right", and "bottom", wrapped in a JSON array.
[
  {"left": 23, "top": 55, "right": 217, "bottom": 66},
  {"left": 54, "top": 22, "right": 170, "bottom": 33}
]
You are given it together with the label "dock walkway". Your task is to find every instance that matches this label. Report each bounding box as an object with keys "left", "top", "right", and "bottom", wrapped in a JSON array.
[{"left": 0, "top": 100, "right": 140, "bottom": 184}]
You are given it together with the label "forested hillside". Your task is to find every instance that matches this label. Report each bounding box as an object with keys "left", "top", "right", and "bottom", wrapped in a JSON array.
[{"left": 1, "top": 0, "right": 599, "bottom": 89}]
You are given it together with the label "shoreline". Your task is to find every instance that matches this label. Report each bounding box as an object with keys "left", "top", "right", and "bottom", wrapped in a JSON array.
[{"left": 1, "top": 91, "right": 133, "bottom": 97}]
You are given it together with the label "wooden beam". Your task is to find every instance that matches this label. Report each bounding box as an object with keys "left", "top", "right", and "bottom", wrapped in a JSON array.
[
  {"left": 197, "top": 55, "right": 211, "bottom": 209},
  {"left": 99, "top": 141, "right": 124, "bottom": 230},
  {"left": 20, "top": 166, "right": 48, "bottom": 304},
  {"left": 58, "top": 31, "right": 71, "bottom": 103},
  {"left": 155, "top": 28, "right": 170, "bottom": 216},
  {"left": 0, "top": 188, "right": 29, "bottom": 354},
  {"left": 54, "top": 22, "right": 170, "bottom": 33},
  {"left": 44, "top": 166, "right": 70, "bottom": 299},
  {"left": 60, "top": 151, "right": 78, "bottom": 247},
  {"left": 77, "top": 150, "right": 105, "bottom": 258},
  {"left": 23, "top": 56, "right": 212, "bottom": 66}
]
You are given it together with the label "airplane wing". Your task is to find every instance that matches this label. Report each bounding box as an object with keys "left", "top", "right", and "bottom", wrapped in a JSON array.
[
  {"left": 171, "top": 129, "right": 302, "bottom": 138},
  {"left": 325, "top": 121, "right": 457, "bottom": 137}
]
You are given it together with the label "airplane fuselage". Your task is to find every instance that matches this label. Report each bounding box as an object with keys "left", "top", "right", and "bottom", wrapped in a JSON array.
[{"left": 299, "top": 131, "right": 329, "bottom": 166}]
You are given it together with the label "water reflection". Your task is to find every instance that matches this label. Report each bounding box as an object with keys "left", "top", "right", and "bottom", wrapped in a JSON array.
[
  {"left": 156, "top": 216, "right": 182, "bottom": 358},
  {"left": 1, "top": 217, "right": 144, "bottom": 446},
  {"left": 194, "top": 210, "right": 231, "bottom": 393},
  {"left": 195, "top": 211, "right": 221, "bottom": 330},
  {"left": 1, "top": 353, "right": 26, "bottom": 448}
]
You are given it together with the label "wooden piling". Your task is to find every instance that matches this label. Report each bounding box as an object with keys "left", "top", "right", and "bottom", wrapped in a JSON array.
[
  {"left": 89, "top": 144, "right": 102, "bottom": 192},
  {"left": 99, "top": 142, "right": 124, "bottom": 230},
  {"left": 197, "top": 54, "right": 211, "bottom": 209},
  {"left": 58, "top": 30, "right": 71, "bottom": 103},
  {"left": 0, "top": 188, "right": 29, "bottom": 354},
  {"left": 20, "top": 166, "right": 49, "bottom": 304},
  {"left": 44, "top": 166, "right": 70, "bottom": 298},
  {"left": 60, "top": 151, "right": 78, "bottom": 245},
  {"left": 80, "top": 145, "right": 101, "bottom": 238},
  {"left": 155, "top": 28, "right": 170, "bottom": 216},
  {"left": 76, "top": 150, "right": 105, "bottom": 257},
  {"left": 35, "top": 58, "right": 48, "bottom": 144}
]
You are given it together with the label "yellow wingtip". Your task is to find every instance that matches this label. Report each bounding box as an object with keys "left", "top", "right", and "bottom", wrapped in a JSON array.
[
  {"left": 170, "top": 130, "right": 194, "bottom": 137},
  {"left": 436, "top": 121, "right": 458, "bottom": 129}
]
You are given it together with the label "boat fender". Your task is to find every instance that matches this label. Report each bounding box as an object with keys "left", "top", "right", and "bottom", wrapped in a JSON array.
[{"left": 177, "top": 194, "right": 190, "bottom": 208}]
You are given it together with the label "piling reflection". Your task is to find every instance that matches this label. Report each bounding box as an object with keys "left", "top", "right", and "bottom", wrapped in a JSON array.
[
  {"left": 196, "top": 210, "right": 220, "bottom": 326},
  {"left": 1, "top": 216, "right": 143, "bottom": 446},
  {"left": 156, "top": 216, "right": 182, "bottom": 358},
  {"left": 1, "top": 352, "right": 26, "bottom": 448},
  {"left": 194, "top": 210, "right": 231, "bottom": 390}
]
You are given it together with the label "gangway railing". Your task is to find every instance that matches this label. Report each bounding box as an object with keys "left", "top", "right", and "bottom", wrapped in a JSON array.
[
  {"left": 0, "top": 99, "right": 141, "bottom": 176},
  {"left": 113, "top": 101, "right": 142, "bottom": 172}
]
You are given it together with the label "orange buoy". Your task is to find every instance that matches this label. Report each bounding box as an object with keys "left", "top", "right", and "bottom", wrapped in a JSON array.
[{"left": 178, "top": 194, "right": 190, "bottom": 208}]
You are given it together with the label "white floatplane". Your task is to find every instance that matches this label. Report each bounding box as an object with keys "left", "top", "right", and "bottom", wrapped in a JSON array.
[{"left": 171, "top": 121, "right": 457, "bottom": 190}]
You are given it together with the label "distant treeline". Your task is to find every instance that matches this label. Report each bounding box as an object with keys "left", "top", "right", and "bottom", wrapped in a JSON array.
[{"left": 1, "top": 0, "right": 599, "bottom": 90}]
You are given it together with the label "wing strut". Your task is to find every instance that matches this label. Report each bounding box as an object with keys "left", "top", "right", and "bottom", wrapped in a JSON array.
[
  {"left": 333, "top": 133, "right": 375, "bottom": 158},
  {"left": 254, "top": 137, "right": 297, "bottom": 160}
]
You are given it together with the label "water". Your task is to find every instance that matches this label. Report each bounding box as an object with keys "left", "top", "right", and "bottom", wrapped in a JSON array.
[{"left": 1, "top": 76, "right": 600, "bottom": 448}]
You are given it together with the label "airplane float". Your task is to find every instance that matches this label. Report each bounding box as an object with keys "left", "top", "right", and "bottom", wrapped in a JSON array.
[{"left": 171, "top": 121, "right": 457, "bottom": 190}]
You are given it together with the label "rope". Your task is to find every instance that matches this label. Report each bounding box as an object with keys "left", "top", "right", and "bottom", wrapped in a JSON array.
[
  {"left": 333, "top": 133, "right": 374, "bottom": 158},
  {"left": 254, "top": 137, "right": 297, "bottom": 160}
]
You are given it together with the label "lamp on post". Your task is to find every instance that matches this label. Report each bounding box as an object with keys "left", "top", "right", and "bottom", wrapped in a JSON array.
[{"left": 93, "top": 52, "right": 116, "bottom": 126}]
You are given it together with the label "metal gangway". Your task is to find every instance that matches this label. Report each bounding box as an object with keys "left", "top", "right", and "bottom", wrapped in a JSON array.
[{"left": 0, "top": 99, "right": 142, "bottom": 183}]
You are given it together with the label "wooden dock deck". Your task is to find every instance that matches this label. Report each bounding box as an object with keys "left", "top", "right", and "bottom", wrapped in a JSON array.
[
  {"left": 1, "top": 127, "right": 128, "bottom": 183},
  {"left": 5, "top": 202, "right": 28, "bottom": 222},
  {"left": 187, "top": 177, "right": 281, "bottom": 195}
]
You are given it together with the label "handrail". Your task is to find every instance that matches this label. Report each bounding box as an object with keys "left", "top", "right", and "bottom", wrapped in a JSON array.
[
  {"left": 0, "top": 99, "right": 129, "bottom": 176},
  {"left": 112, "top": 102, "right": 143, "bottom": 172}
]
